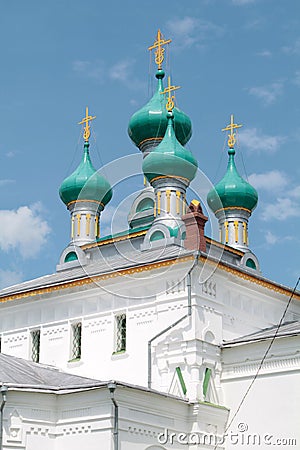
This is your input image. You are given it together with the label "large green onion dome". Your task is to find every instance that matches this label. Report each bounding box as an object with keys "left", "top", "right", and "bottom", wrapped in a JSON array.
[
  {"left": 59, "top": 142, "right": 112, "bottom": 207},
  {"left": 142, "top": 112, "right": 198, "bottom": 183},
  {"left": 207, "top": 148, "right": 258, "bottom": 213},
  {"left": 128, "top": 70, "right": 192, "bottom": 152}
]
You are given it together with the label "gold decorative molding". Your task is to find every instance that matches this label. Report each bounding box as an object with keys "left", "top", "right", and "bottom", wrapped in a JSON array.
[
  {"left": 150, "top": 175, "right": 190, "bottom": 183},
  {"left": 67, "top": 199, "right": 104, "bottom": 207},
  {"left": 166, "top": 189, "right": 171, "bottom": 213},
  {"left": 215, "top": 206, "right": 251, "bottom": 214},
  {"left": 176, "top": 191, "right": 181, "bottom": 214},
  {"left": 222, "top": 114, "right": 242, "bottom": 149},
  {"left": 82, "top": 228, "right": 149, "bottom": 249},
  {"left": 148, "top": 29, "right": 171, "bottom": 70},
  {"left": 139, "top": 136, "right": 163, "bottom": 147},
  {"left": 78, "top": 106, "right": 96, "bottom": 142},
  {"left": 157, "top": 191, "right": 161, "bottom": 215},
  {"left": 1, "top": 252, "right": 299, "bottom": 303}
]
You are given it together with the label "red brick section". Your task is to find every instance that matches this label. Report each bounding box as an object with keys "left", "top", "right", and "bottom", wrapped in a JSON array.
[{"left": 182, "top": 200, "right": 208, "bottom": 253}]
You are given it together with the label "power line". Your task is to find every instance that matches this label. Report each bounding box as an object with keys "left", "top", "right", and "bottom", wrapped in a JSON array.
[{"left": 214, "top": 276, "right": 300, "bottom": 450}]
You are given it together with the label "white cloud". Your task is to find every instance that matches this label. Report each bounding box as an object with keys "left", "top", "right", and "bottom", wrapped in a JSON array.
[
  {"left": 238, "top": 128, "right": 285, "bottom": 154},
  {"left": 166, "top": 17, "right": 224, "bottom": 49},
  {"left": 109, "top": 59, "right": 133, "bottom": 83},
  {"left": 0, "top": 179, "right": 15, "bottom": 187},
  {"left": 244, "top": 18, "right": 265, "bottom": 30},
  {"left": 264, "top": 230, "right": 295, "bottom": 246},
  {"left": 0, "top": 203, "right": 51, "bottom": 258},
  {"left": 289, "top": 186, "right": 300, "bottom": 198},
  {"left": 265, "top": 230, "right": 279, "bottom": 245},
  {"left": 73, "top": 58, "right": 144, "bottom": 90},
  {"left": 248, "top": 170, "right": 289, "bottom": 192},
  {"left": 5, "top": 151, "right": 16, "bottom": 158},
  {"left": 293, "top": 71, "right": 300, "bottom": 86},
  {"left": 282, "top": 38, "right": 300, "bottom": 55},
  {"left": 248, "top": 82, "right": 283, "bottom": 105},
  {"left": 168, "top": 16, "right": 198, "bottom": 38},
  {"left": 261, "top": 197, "right": 300, "bottom": 221},
  {"left": 256, "top": 50, "right": 272, "bottom": 57},
  {"left": 72, "top": 59, "right": 105, "bottom": 82},
  {"left": 0, "top": 269, "right": 23, "bottom": 289}
]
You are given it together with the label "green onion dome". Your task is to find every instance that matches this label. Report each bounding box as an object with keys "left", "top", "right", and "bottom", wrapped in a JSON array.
[
  {"left": 128, "top": 70, "right": 192, "bottom": 153},
  {"left": 59, "top": 142, "right": 112, "bottom": 207},
  {"left": 207, "top": 148, "right": 258, "bottom": 214},
  {"left": 142, "top": 112, "right": 198, "bottom": 183}
]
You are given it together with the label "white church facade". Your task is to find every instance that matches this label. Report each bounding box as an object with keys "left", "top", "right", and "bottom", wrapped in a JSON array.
[{"left": 0, "top": 31, "right": 299, "bottom": 450}]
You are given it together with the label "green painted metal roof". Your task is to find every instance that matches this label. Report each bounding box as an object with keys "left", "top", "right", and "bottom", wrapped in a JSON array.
[
  {"left": 96, "top": 224, "right": 151, "bottom": 242},
  {"left": 128, "top": 70, "right": 192, "bottom": 149},
  {"left": 207, "top": 148, "right": 258, "bottom": 213},
  {"left": 142, "top": 113, "right": 198, "bottom": 183},
  {"left": 59, "top": 142, "right": 112, "bottom": 206}
]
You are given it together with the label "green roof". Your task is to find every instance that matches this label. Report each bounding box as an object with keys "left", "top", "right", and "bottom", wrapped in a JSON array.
[
  {"left": 128, "top": 70, "right": 192, "bottom": 149},
  {"left": 59, "top": 142, "right": 112, "bottom": 206},
  {"left": 142, "top": 113, "right": 198, "bottom": 183},
  {"left": 96, "top": 224, "right": 151, "bottom": 242},
  {"left": 207, "top": 148, "right": 258, "bottom": 213}
]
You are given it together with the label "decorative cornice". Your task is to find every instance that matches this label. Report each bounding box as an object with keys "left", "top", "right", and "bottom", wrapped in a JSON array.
[
  {"left": 0, "top": 256, "right": 194, "bottom": 303},
  {"left": 217, "top": 260, "right": 300, "bottom": 298},
  {"left": 205, "top": 237, "right": 244, "bottom": 256},
  {"left": 82, "top": 229, "right": 148, "bottom": 249},
  {"left": 222, "top": 356, "right": 300, "bottom": 380},
  {"left": 1, "top": 248, "right": 299, "bottom": 303}
]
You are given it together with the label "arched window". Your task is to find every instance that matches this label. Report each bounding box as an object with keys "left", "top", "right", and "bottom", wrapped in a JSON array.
[
  {"left": 136, "top": 197, "right": 154, "bottom": 212},
  {"left": 64, "top": 251, "right": 78, "bottom": 263},
  {"left": 246, "top": 258, "right": 256, "bottom": 269},
  {"left": 150, "top": 230, "right": 165, "bottom": 242}
]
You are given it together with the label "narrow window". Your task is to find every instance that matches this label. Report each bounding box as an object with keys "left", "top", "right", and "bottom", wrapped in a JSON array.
[
  {"left": 203, "top": 367, "right": 212, "bottom": 399},
  {"left": 115, "top": 314, "right": 126, "bottom": 353},
  {"left": 31, "top": 329, "right": 41, "bottom": 363},
  {"left": 71, "top": 323, "right": 82, "bottom": 360}
]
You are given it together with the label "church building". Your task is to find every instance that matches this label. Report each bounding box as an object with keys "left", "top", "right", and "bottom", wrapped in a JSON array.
[{"left": 0, "top": 30, "right": 299, "bottom": 450}]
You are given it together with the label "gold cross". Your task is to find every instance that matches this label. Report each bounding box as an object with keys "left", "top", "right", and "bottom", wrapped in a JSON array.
[
  {"left": 222, "top": 114, "right": 243, "bottom": 148},
  {"left": 78, "top": 107, "right": 96, "bottom": 142},
  {"left": 148, "top": 29, "right": 172, "bottom": 70},
  {"left": 161, "top": 75, "right": 180, "bottom": 111}
]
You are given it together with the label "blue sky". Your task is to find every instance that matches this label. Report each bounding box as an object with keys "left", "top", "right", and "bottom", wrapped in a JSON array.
[{"left": 0, "top": 0, "right": 299, "bottom": 289}]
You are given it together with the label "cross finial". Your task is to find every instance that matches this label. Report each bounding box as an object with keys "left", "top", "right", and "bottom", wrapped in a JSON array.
[
  {"left": 161, "top": 75, "right": 180, "bottom": 111},
  {"left": 78, "top": 107, "right": 96, "bottom": 142},
  {"left": 148, "top": 29, "right": 172, "bottom": 70},
  {"left": 222, "top": 114, "right": 243, "bottom": 148}
]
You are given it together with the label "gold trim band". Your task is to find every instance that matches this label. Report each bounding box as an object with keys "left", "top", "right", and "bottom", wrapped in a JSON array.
[
  {"left": 67, "top": 199, "right": 104, "bottom": 207},
  {"left": 215, "top": 206, "right": 251, "bottom": 214},
  {"left": 151, "top": 175, "right": 190, "bottom": 183}
]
